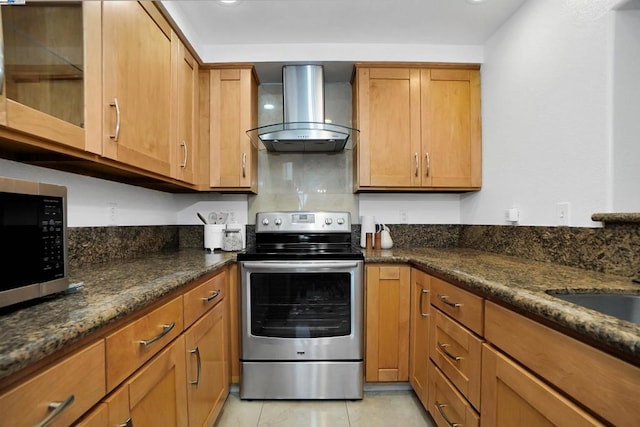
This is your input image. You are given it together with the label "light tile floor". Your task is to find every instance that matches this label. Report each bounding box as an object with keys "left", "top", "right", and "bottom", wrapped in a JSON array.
[{"left": 214, "top": 390, "right": 436, "bottom": 427}]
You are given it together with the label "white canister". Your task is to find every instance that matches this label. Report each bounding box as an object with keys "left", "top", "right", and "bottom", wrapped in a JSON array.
[
  {"left": 204, "top": 224, "right": 225, "bottom": 251},
  {"left": 360, "top": 215, "right": 376, "bottom": 248}
]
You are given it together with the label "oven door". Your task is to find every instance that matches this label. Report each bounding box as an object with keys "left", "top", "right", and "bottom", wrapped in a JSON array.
[{"left": 240, "top": 260, "right": 363, "bottom": 361}]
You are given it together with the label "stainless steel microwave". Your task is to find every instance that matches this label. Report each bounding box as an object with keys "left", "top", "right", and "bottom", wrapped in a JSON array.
[{"left": 0, "top": 177, "right": 69, "bottom": 308}]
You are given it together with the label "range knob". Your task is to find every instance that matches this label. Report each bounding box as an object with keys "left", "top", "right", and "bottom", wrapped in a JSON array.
[
  {"left": 336, "top": 217, "right": 345, "bottom": 225},
  {"left": 262, "top": 218, "right": 269, "bottom": 226},
  {"left": 274, "top": 218, "right": 282, "bottom": 226},
  {"left": 325, "top": 218, "right": 333, "bottom": 225}
]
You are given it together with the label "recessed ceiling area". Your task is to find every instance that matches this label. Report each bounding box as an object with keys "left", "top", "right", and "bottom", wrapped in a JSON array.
[{"left": 161, "top": 0, "right": 527, "bottom": 82}]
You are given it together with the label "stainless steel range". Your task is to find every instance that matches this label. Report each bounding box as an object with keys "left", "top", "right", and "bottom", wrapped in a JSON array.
[{"left": 237, "top": 211, "right": 364, "bottom": 400}]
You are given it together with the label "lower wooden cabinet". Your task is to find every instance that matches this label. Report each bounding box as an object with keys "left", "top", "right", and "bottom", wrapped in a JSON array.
[
  {"left": 365, "top": 264, "right": 411, "bottom": 382},
  {"left": 0, "top": 340, "right": 106, "bottom": 427},
  {"left": 484, "top": 301, "right": 640, "bottom": 426},
  {"left": 184, "top": 297, "right": 228, "bottom": 426},
  {"left": 104, "top": 335, "right": 188, "bottom": 426},
  {"left": 481, "top": 344, "right": 601, "bottom": 426},
  {"left": 428, "top": 361, "right": 480, "bottom": 427},
  {"left": 409, "top": 268, "right": 431, "bottom": 407}
]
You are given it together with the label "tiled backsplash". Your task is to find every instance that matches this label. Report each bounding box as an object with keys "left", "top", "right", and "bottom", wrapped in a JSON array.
[
  {"left": 249, "top": 82, "right": 359, "bottom": 219},
  {"left": 70, "top": 219, "right": 640, "bottom": 280}
]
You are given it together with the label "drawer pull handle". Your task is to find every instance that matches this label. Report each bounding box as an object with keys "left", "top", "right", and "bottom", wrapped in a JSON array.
[
  {"left": 190, "top": 346, "right": 202, "bottom": 387},
  {"left": 34, "top": 394, "right": 75, "bottom": 427},
  {"left": 436, "top": 401, "right": 460, "bottom": 427},
  {"left": 139, "top": 322, "right": 175, "bottom": 348},
  {"left": 202, "top": 289, "right": 221, "bottom": 302},
  {"left": 117, "top": 418, "right": 133, "bottom": 427},
  {"left": 419, "top": 289, "right": 429, "bottom": 317},
  {"left": 109, "top": 98, "right": 121, "bottom": 142},
  {"left": 438, "top": 342, "right": 462, "bottom": 362},
  {"left": 437, "top": 294, "right": 462, "bottom": 308},
  {"left": 414, "top": 152, "right": 419, "bottom": 177}
]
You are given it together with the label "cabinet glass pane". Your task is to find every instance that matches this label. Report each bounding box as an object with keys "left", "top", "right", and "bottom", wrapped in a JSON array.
[{"left": 2, "top": 2, "right": 83, "bottom": 127}]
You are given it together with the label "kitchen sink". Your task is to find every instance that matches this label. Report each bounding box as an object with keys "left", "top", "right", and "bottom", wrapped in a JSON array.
[{"left": 548, "top": 292, "right": 640, "bottom": 326}]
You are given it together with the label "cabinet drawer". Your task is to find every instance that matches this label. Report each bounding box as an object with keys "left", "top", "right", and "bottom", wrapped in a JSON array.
[
  {"left": 430, "top": 307, "right": 482, "bottom": 410},
  {"left": 0, "top": 340, "right": 105, "bottom": 427},
  {"left": 431, "top": 277, "right": 483, "bottom": 335},
  {"left": 184, "top": 269, "right": 227, "bottom": 327},
  {"left": 428, "top": 361, "right": 480, "bottom": 427},
  {"left": 485, "top": 301, "right": 640, "bottom": 426},
  {"left": 106, "top": 296, "right": 183, "bottom": 391}
]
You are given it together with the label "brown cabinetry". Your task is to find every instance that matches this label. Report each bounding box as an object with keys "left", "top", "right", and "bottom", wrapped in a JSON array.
[
  {"left": 483, "top": 301, "right": 640, "bottom": 426},
  {"left": 353, "top": 64, "right": 481, "bottom": 191},
  {"left": 170, "top": 36, "right": 199, "bottom": 184},
  {"left": 105, "top": 295, "right": 184, "bottom": 392},
  {"left": 104, "top": 335, "right": 188, "bottom": 427},
  {"left": 427, "top": 276, "right": 484, "bottom": 426},
  {"left": 0, "top": 340, "right": 105, "bottom": 427},
  {"left": 184, "top": 294, "right": 228, "bottom": 426},
  {"left": 101, "top": 1, "right": 173, "bottom": 177},
  {"left": 481, "top": 344, "right": 601, "bottom": 426},
  {"left": 409, "top": 268, "right": 431, "bottom": 407},
  {"left": 201, "top": 66, "right": 258, "bottom": 192},
  {"left": 0, "top": 2, "right": 100, "bottom": 152},
  {"left": 365, "top": 264, "right": 411, "bottom": 381}
]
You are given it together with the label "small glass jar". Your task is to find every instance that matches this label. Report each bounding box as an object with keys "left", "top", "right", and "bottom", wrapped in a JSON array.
[{"left": 222, "top": 228, "right": 243, "bottom": 251}]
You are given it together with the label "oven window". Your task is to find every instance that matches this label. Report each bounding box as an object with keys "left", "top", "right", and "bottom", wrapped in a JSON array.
[{"left": 250, "top": 272, "right": 352, "bottom": 338}]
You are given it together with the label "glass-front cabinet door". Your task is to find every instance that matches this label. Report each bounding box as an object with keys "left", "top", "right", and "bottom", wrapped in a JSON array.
[{"left": 0, "top": 1, "right": 100, "bottom": 152}]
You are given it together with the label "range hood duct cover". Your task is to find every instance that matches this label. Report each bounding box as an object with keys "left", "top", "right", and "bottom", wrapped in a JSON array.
[{"left": 246, "top": 65, "right": 358, "bottom": 152}]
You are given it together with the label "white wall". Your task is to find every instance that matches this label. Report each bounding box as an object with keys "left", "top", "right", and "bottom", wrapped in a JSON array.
[
  {"left": 0, "top": 159, "right": 248, "bottom": 227},
  {"left": 612, "top": 7, "right": 640, "bottom": 211},
  {"left": 461, "top": 0, "right": 638, "bottom": 227}
]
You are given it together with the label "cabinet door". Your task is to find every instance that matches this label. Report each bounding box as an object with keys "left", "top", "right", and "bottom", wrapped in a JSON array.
[
  {"left": 171, "top": 34, "right": 199, "bottom": 184},
  {"left": 355, "top": 67, "right": 421, "bottom": 188},
  {"left": 184, "top": 296, "right": 229, "bottom": 426},
  {"left": 102, "top": 1, "right": 172, "bottom": 176},
  {"left": 105, "top": 296, "right": 184, "bottom": 391},
  {"left": 481, "top": 344, "right": 602, "bottom": 427},
  {"left": 209, "top": 67, "right": 258, "bottom": 192},
  {"left": 104, "top": 336, "right": 188, "bottom": 427},
  {"left": 409, "top": 268, "right": 431, "bottom": 408},
  {"left": 0, "top": 340, "right": 105, "bottom": 427},
  {"left": 0, "top": 2, "right": 100, "bottom": 151},
  {"left": 365, "top": 264, "right": 411, "bottom": 382},
  {"left": 421, "top": 68, "right": 481, "bottom": 189}
]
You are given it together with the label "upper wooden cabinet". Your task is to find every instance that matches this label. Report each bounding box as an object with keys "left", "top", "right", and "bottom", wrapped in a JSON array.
[
  {"left": 353, "top": 64, "right": 482, "bottom": 191},
  {"left": 201, "top": 66, "right": 258, "bottom": 192},
  {"left": 0, "top": 1, "right": 100, "bottom": 152},
  {"left": 101, "top": 1, "right": 172, "bottom": 177},
  {"left": 170, "top": 35, "right": 199, "bottom": 185}
]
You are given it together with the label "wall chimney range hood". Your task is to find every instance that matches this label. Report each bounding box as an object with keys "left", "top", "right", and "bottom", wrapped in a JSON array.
[{"left": 246, "top": 65, "right": 358, "bottom": 152}]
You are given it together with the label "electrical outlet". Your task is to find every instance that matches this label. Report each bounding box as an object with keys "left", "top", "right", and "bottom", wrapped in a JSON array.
[
  {"left": 107, "top": 202, "right": 118, "bottom": 226},
  {"left": 556, "top": 202, "right": 570, "bottom": 226},
  {"left": 399, "top": 210, "right": 408, "bottom": 224}
]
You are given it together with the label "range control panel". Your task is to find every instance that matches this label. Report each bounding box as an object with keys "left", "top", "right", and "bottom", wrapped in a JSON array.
[{"left": 255, "top": 211, "right": 351, "bottom": 233}]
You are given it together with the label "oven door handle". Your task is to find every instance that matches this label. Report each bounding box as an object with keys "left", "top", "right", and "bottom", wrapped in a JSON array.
[{"left": 240, "top": 261, "right": 361, "bottom": 270}]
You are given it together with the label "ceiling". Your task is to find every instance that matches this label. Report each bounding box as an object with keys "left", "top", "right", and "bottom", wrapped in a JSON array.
[{"left": 162, "top": 0, "right": 528, "bottom": 82}]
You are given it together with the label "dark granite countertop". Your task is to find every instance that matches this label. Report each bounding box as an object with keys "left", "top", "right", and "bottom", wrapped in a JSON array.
[
  {"left": 1, "top": 247, "right": 639, "bottom": 383},
  {"left": 0, "top": 249, "right": 235, "bottom": 382},
  {"left": 366, "top": 247, "right": 640, "bottom": 364}
]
